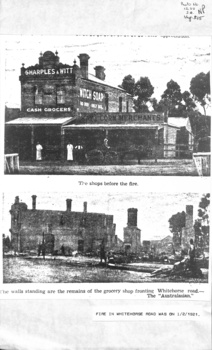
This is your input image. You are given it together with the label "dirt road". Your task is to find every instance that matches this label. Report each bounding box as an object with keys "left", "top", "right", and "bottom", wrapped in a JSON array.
[{"left": 3, "top": 256, "right": 207, "bottom": 283}]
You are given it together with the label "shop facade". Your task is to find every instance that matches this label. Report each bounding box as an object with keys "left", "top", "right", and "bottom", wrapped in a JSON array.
[{"left": 5, "top": 50, "right": 193, "bottom": 162}]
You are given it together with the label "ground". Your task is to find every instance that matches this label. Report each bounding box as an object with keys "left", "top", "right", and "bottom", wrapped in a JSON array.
[
  {"left": 6, "top": 159, "right": 201, "bottom": 175},
  {"left": 3, "top": 256, "right": 208, "bottom": 283}
]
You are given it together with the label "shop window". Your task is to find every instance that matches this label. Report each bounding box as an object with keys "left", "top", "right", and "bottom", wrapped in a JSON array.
[
  {"left": 119, "top": 97, "right": 122, "bottom": 112},
  {"left": 57, "top": 87, "right": 65, "bottom": 104},
  {"left": 105, "top": 93, "right": 109, "bottom": 111}
]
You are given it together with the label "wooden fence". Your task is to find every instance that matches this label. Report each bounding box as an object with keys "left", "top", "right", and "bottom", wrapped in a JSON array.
[{"left": 4, "top": 154, "right": 19, "bottom": 174}]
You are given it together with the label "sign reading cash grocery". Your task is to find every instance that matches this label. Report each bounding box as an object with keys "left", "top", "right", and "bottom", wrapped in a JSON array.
[
  {"left": 25, "top": 67, "right": 73, "bottom": 75},
  {"left": 26, "top": 107, "right": 72, "bottom": 112}
]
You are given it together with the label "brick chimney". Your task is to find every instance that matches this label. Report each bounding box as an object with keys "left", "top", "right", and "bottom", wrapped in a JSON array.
[
  {"left": 127, "top": 208, "right": 138, "bottom": 227},
  {"left": 94, "top": 66, "right": 106, "bottom": 81},
  {"left": 78, "top": 54, "right": 90, "bottom": 79},
  {"left": 83, "top": 201, "right": 87, "bottom": 213},
  {"left": 32, "top": 195, "right": 37, "bottom": 210},
  {"left": 15, "top": 196, "right": 19, "bottom": 204},
  {"left": 66, "top": 199, "right": 72, "bottom": 212}
]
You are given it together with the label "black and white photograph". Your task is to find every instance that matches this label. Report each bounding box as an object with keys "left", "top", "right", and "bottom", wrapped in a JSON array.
[
  {"left": 4, "top": 36, "right": 211, "bottom": 176},
  {"left": 2, "top": 191, "right": 209, "bottom": 283},
  {"left": 0, "top": 1, "right": 212, "bottom": 349}
]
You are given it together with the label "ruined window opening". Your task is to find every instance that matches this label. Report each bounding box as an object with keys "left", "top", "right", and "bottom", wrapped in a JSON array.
[
  {"left": 80, "top": 217, "right": 87, "bottom": 227},
  {"left": 104, "top": 217, "right": 107, "bottom": 227},
  {"left": 60, "top": 215, "right": 65, "bottom": 225}
]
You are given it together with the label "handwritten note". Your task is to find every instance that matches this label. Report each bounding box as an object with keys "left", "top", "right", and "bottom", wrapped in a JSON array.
[{"left": 181, "top": 2, "right": 206, "bottom": 21}]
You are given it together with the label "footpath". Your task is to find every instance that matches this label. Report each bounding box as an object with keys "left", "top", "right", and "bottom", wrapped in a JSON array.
[{"left": 15, "top": 159, "right": 199, "bottom": 176}]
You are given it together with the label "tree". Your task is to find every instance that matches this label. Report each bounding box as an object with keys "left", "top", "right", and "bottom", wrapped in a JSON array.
[
  {"left": 194, "top": 193, "right": 210, "bottom": 253},
  {"left": 120, "top": 75, "right": 154, "bottom": 112},
  {"left": 188, "top": 111, "right": 211, "bottom": 152},
  {"left": 190, "top": 72, "right": 210, "bottom": 115},
  {"left": 161, "top": 80, "right": 183, "bottom": 117},
  {"left": 168, "top": 211, "right": 186, "bottom": 250},
  {"left": 134, "top": 77, "right": 154, "bottom": 112},
  {"left": 120, "top": 75, "right": 135, "bottom": 96},
  {"left": 181, "top": 91, "right": 196, "bottom": 112}
]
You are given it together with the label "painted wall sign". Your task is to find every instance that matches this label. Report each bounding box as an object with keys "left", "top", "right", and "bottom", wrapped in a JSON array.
[
  {"left": 25, "top": 68, "right": 73, "bottom": 76},
  {"left": 80, "top": 101, "right": 104, "bottom": 110},
  {"left": 80, "top": 88, "right": 104, "bottom": 102},
  {"left": 78, "top": 113, "right": 165, "bottom": 124},
  {"left": 26, "top": 107, "right": 72, "bottom": 112}
]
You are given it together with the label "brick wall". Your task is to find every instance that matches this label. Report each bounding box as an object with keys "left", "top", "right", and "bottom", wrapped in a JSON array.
[
  {"left": 20, "top": 73, "right": 133, "bottom": 113},
  {"left": 10, "top": 198, "right": 116, "bottom": 254},
  {"left": 123, "top": 226, "right": 141, "bottom": 254}
]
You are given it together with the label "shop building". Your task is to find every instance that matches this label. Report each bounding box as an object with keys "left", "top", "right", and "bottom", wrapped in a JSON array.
[
  {"left": 10, "top": 195, "right": 118, "bottom": 254},
  {"left": 5, "top": 50, "right": 193, "bottom": 162}
]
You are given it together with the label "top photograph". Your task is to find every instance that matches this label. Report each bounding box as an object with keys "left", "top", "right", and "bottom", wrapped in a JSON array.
[{"left": 3, "top": 36, "right": 211, "bottom": 176}]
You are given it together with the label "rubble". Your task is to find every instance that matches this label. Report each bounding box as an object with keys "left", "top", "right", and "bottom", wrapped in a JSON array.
[{"left": 151, "top": 257, "right": 204, "bottom": 279}]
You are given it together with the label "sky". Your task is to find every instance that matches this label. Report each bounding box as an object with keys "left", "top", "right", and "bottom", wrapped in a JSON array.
[
  {"left": 2, "top": 191, "right": 202, "bottom": 241},
  {"left": 3, "top": 35, "right": 211, "bottom": 109}
]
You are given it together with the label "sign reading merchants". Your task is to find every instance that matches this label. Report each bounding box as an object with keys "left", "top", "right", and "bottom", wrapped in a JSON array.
[{"left": 78, "top": 113, "right": 165, "bottom": 124}]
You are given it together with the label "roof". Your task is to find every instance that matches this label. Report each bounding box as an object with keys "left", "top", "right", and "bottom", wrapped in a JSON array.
[
  {"left": 87, "top": 73, "right": 126, "bottom": 92},
  {"left": 168, "top": 117, "right": 192, "bottom": 134},
  {"left": 63, "top": 124, "right": 163, "bottom": 130},
  {"left": 6, "top": 116, "right": 74, "bottom": 126}
]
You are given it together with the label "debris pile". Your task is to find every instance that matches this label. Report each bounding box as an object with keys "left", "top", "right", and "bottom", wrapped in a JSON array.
[{"left": 151, "top": 257, "right": 203, "bottom": 279}]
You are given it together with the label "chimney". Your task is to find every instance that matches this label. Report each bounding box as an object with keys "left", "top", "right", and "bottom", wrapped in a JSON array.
[
  {"left": 94, "top": 66, "right": 106, "bottom": 81},
  {"left": 78, "top": 54, "right": 90, "bottom": 79},
  {"left": 83, "top": 202, "right": 87, "bottom": 213},
  {"left": 186, "top": 205, "right": 193, "bottom": 217},
  {"left": 32, "top": 195, "right": 37, "bottom": 210},
  {"left": 21, "top": 63, "right": 25, "bottom": 76},
  {"left": 66, "top": 199, "right": 72, "bottom": 212},
  {"left": 127, "top": 208, "right": 138, "bottom": 227}
]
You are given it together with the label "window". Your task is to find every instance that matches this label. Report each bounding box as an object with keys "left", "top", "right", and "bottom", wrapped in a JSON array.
[
  {"left": 57, "top": 87, "right": 65, "bottom": 104},
  {"left": 105, "top": 93, "right": 109, "bottom": 111},
  {"left": 43, "top": 84, "right": 56, "bottom": 105},
  {"left": 119, "top": 97, "right": 122, "bottom": 112},
  {"left": 126, "top": 101, "right": 129, "bottom": 112},
  {"left": 34, "top": 86, "right": 43, "bottom": 105},
  {"left": 60, "top": 215, "right": 65, "bottom": 225}
]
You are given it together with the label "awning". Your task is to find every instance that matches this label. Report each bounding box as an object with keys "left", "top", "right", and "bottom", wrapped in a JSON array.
[
  {"left": 63, "top": 124, "right": 164, "bottom": 130},
  {"left": 6, "top": 116, "right": 74, "bottom": 126}
]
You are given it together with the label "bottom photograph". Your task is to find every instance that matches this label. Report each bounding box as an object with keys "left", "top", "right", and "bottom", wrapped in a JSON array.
[{"left": 2, "top": 191, "right": 209, "bottom": 283}]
